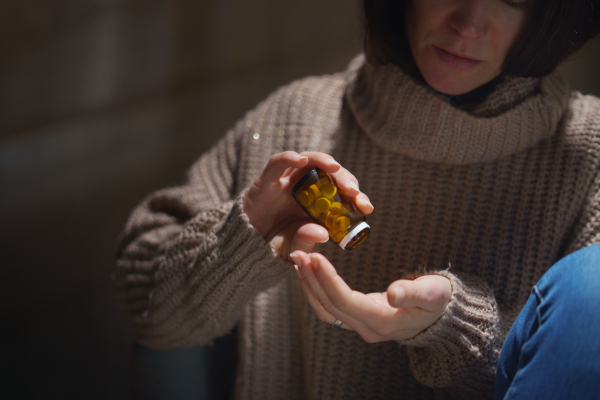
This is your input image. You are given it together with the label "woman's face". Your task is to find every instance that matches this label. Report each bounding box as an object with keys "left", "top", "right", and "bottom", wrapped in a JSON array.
[{"left": 406, "top": 0, "right": 530, "bottom": 95}]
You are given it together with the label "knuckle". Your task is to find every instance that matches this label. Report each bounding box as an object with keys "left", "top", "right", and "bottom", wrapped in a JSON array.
[
  {"left": 320, "top": 301, "right": 336, "bottom": 314},
  {"left": 334, "top": 167, "right": 355, "bottom": 180},
  {"left": 331, "top": 297, "right": 349, "bottom": 310},
  {"left": 271, "top": 151, "right": 285, "bottom": 160},
  {"left": 330, "top": 291, "right": 352, "bottom": 310},
  {"left": 302, "top": 274, "right": 318, "bottom": 287},
  {"left": 333, "top": 173, "right": 358, "bottom": 191},
  {"left": 426, "top": 284, "right": 450, "bottom": 308},
  {"left": 265, "top": 156, "right": 280, "bottom": 169},
  {"left": 343, "top": 177, "right": 358, "bottom": 188}
]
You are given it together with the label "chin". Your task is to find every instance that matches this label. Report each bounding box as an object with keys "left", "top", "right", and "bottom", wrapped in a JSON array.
[
  {"left": 421, "top": 66, "right": 503, "bottom": 96},
  {"left": 417, "top": 60, "right": 493, "bottom": 95}
]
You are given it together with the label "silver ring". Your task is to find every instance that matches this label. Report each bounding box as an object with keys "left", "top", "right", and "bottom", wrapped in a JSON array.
[{"left": 332, "top": 319, "right": 343, "bottom": 328}]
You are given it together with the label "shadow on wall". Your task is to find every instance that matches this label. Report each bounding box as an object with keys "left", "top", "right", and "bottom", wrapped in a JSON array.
[
  {"left": 0, "top": 1, "right": 598, "bottom": 399},
  {"left": 558, "top": 35, "right": 600, "bottom": 96},
  {"left": 0, "top": 1, "right": 362, "bottom": 399}
]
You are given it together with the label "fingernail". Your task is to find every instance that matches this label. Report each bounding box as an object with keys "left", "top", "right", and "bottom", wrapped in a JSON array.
[
  {"left": 318, "top": 236, "right": 329, "bottom": 243},
  {"left": 347, "top": 181, "right": 359, "bottom": 191},
  {"left": 330, "top": 160, "right": 341, "bottom": 167},
  {"left": 297, "top": 156, "right": 308, "bottom": 162},
  {"left": 365, "top": 199, "right": 374, "bottom": 210},
  {"left": 308, "top": 253, "right": 319, "bottom": 270},
  {"left": 394, "top": 287, "right": 405, "bottom": 306}
]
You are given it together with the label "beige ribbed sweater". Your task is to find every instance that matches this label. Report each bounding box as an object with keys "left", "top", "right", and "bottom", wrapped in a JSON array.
[{"left": 113, "top": 54, "right": 600, "bottom": 399}]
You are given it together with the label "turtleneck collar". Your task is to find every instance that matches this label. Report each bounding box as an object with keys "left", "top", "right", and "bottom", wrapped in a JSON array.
[{"left": 344, "top": 54, "right": 570, "bottom": 164}]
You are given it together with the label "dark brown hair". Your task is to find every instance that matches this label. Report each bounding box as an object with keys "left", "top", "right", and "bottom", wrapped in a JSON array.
[{"left": 362, "top": 0, "right": 600, "bottom": 78}]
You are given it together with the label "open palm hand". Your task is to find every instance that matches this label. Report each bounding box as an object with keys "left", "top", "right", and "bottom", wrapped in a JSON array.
[{"left": 289, "top": 251, "right": 452, "bottom": 342}]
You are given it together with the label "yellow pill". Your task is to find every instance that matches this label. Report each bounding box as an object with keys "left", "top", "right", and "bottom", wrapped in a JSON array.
[
  {"left": 326, "top": 212, "right": 338, "bottom": 228},
  {"left": 330, "top": 202, "right": 343, "bottom": 214},
  {"left": 317, "top": 177, "right": 329, "bottom": 188},
  {"left": 334, "top": 216, "right": 351, "bottom": 231},
  {"left": 320, "top": 183, "right": 337, "bottom": 199},
  {"left": 340, "top": 201, "right": 353, "bottom": 214},
  {"left": 308, "top": 184, "right": 321, "bottom": 199},
  {"left": 307, "top": 204, "right": 320, "bottom": 218},
  {"left": 332, "top": 231, "right": 346, "bottom": 243},
  {"left": 318, "top": 211, "right": 329, "bottom": 225},
  {"left": 297, "top": 190, "right": 314, "bottom": 207},
  {"left": 314, "top": 197, "right": 331, "bottom": 213},
  {"left": 319, "top": 211, "right": 333, "bottom": 228}
]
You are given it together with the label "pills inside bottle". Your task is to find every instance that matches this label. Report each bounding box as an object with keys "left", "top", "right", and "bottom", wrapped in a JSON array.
[{"left": 291, "top": 168, "right": 370, "bottom": 250}]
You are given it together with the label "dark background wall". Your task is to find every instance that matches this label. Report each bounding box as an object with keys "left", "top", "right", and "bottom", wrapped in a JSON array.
[{"left": 1, "top": 1, "right": 599, "bottom": 399}]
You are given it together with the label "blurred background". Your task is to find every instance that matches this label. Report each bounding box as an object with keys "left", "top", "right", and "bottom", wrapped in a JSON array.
[{"left": 1, "top": 1, "right": 599, "bottom": 399}]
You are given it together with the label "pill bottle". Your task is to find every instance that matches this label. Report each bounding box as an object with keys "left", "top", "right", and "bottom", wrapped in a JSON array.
[{"left": 291, "top": 168, "right": 370, "bottom": 250}]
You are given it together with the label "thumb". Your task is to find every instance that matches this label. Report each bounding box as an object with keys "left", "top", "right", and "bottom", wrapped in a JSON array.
[{"left": 387, "top": 275, "right": 451, "bottom": 313}]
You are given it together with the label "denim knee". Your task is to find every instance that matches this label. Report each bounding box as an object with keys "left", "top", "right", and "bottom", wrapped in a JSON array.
[
  {"left": 536, "top": 244, "right": 600, "bottom": 325},
  {"left": 495, "top": 244, "right": 600, "bottom": 400}
]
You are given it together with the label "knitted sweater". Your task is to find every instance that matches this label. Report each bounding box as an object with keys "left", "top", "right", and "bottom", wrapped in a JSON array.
[{"left": 113, "top": 54, "right": 600, "bottom": 399}]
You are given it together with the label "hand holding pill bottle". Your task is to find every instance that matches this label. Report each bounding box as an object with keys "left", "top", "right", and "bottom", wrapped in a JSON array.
[{"left": 292, "top": 168, "right": 370, "bottom": 250}]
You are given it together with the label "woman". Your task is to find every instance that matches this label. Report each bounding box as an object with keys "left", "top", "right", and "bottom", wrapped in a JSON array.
[{"left": 113, "top": 0, "right": 600, "bottom": 398}]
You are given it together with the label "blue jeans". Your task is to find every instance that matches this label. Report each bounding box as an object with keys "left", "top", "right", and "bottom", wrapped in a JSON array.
[{"left": 495, "top": 244, "right": 600, "bottom": 399}]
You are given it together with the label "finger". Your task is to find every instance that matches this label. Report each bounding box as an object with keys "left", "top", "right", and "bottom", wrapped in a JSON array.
[
  {"left": 299, "top": 152, "right": 342, "bottom": 174},
  {"left": 329, "top": 167, "right": 360, "bottom": 195},
  {"left": 351, "top": 192, "right": 374, "bottom": 215},
  {"left": 259, "top": 151, "right": 309, "bottom": 183},
  {"left": 290, "top": 253, "right": 352, "bottom": 330},
  {"left": 293, "top": 251, "right": 352, "bottom": 326},
  {"left": 305, "top": 253, "right": 380, "bottom": 330},
  {"left": 291, "top": 223, "right": 330, "bottom": 254},
  {"left": 300, "top": 280, "right": 354, "bottom": 330},
  {"left": 287, "top": 152, "right": 341, "bottom": 183},
  {"left": 280, "top": 166, "right": 295, "bottom": 178},
  {"left": 308, "top": 252, "right": 357, "bottom": 312},
  {"left": 328, "top": 167, "right": 373, "bottom": 215},
  {"left": 288, "top": 155, "right": 374, "bottom": 215},
  {"left": 309, "top": 253, "right": 403, "bottom": 324},
  {"left": 295, "top": 251, "right": 336, "bottom": 309},
  {"left": 387, "top": 275, "right": 452, "bottom": 312}
]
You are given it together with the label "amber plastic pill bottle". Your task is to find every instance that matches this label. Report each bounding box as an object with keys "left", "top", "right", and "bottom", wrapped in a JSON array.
[{"left": 291, "top": 168, "right": 370, "bottom": 250}]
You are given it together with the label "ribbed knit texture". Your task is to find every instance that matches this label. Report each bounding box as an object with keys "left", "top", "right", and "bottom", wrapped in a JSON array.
[{"left": 113, "top": 54, "right": 600, "bottom": 399}]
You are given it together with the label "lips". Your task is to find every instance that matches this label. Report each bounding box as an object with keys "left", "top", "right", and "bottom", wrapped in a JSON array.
[{"left": 433, "top": 46, "right": 482, "bottom": 70}]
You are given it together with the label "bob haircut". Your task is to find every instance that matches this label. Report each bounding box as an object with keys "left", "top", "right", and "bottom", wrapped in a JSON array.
[{"left": 362, "top": 0, "right": 600, "bottom": 78}]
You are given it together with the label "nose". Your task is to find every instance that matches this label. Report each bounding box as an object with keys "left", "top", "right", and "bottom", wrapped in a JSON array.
[{"left": 449, "top": 0, "right": 490, "bottom": 39}]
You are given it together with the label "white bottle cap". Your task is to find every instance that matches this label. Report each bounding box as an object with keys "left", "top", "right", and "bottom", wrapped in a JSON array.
[{"left": 339, "top": 221, "right": 370, "bottom": 250}]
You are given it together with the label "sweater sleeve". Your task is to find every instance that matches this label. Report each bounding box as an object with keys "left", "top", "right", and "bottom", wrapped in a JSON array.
[
  {"left": 563, "top": 95, "right": 600, "bottom": 253},
  {"left": 112, "top": 120, "right": 290, "bottom": 350},
  {"left": 564, "top": 162, "right": 600, "bottom": 253},
  {"left": 398, "top": 137, "right": 600, "bottom": 398},
  {"left": 398, "top": 270, "right": 503, "bottom": 399}
]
